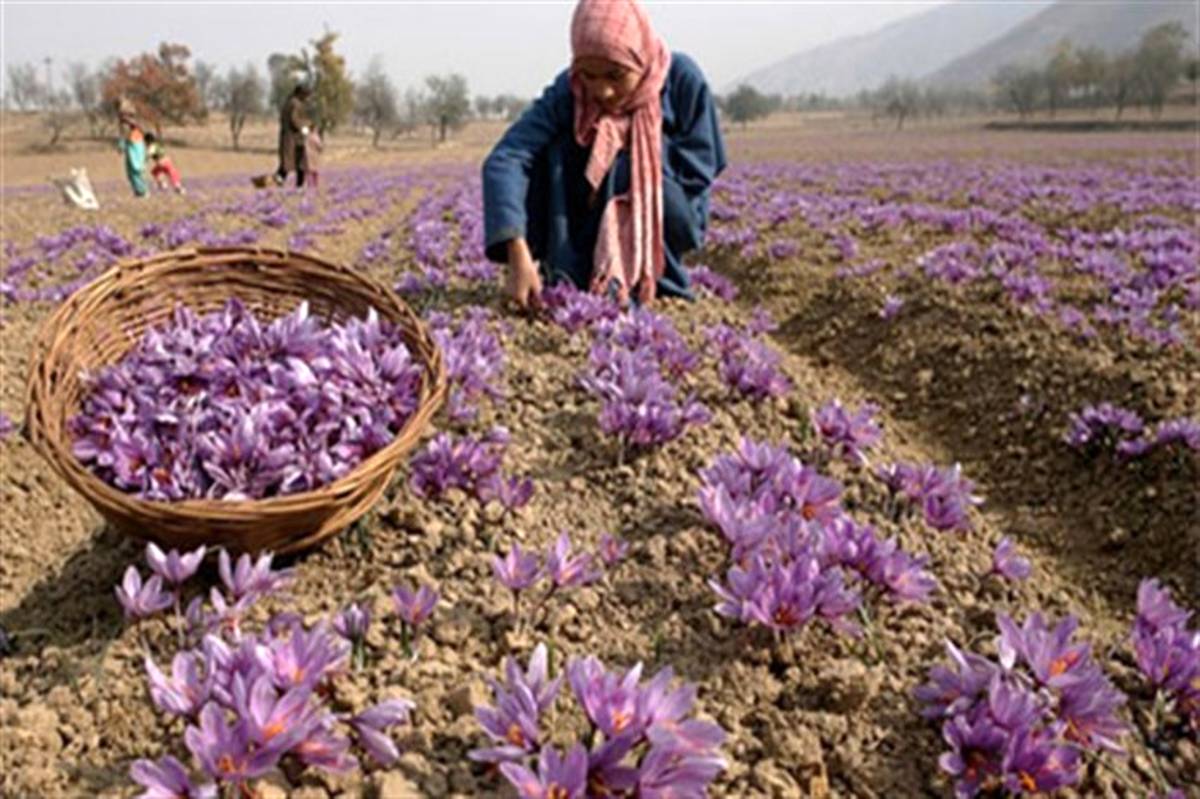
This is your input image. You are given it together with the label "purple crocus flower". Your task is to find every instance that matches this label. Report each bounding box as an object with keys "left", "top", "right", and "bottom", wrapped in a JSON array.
[
  {"left": 545, "top": 532, "right": 603, "bottom": 589},
  {"left": 145, "top": 651, "right": 213, "bottom": 718},
  {"left": 291, "top": 715, "right": 359, "bottom": 774},
  {"left": 184, "top": 702, "right": 280, "bottom": 784},
  {"left": 637, "top": 745, "right": 728, "bottom": 799},
  {"left": 880, "top": 294, "right": 904, "bottom": 319},
  {"left": 810, "top": 399, "right": 883, "bottom": 465},
  {"left": 472, "top": 644, "right": 560, "bottom": 764},
  {"left": 145, "top": 543, "right": 207, "bottom": 586},
  {"left": 349, "top": 698, "right": 415, "bottom": 767},
  {"left": 996, "top": 613, "right": 1090, "bottom": 688},
  {"left": 129, "top": 755, "right": 217, "bottom": 799},
  {"left": 493, "top": 544, "right": 543, "bottom": 597},
  {"left": 1000, "top": 728, "right": 1080, "bottom": 794},
  {"left": 989, "top": 537, "right": 1031, "bottom": 582},
  {"left": 498, "top": 743, "right": 588, "bottom": 799},
  {"left": 1135, "top": 578, "right": 1192, "bottom": 635},
  {"left": 391, "top": 583, "right": 439, "bottom": 629},
  {"left": 938, "top": 714, "right": 1006, "bottom": 798},
  {"left": 217, "top": 549, "right": 292, "bottom": 600},
  {"left": 260, "top": 622, "right": 349, "bottom": 691},
  {"left": 638, "top": 667, "right": 726, "bottom": 754},
  {"left": 568, "top": 656, "right": 645, "bottom": 739},
  {"left": 478, "top": 473, "right": 534, "bottom": 513},
  {"left": 332, "top": 602, "right": 372, "bottom": 642},
  {"left": 913, "top": 640, "right": 999, "bottom": 720},
  {"left": 115, "top": 566, "right": 173, "bottom": 621},
  {"left": 597, "top": 533, "right": 629, "bottom": 567}
]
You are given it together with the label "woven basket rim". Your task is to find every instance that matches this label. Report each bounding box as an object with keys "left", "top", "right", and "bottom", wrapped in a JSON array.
[{"left": 24, "top": 245, "right": 446, "bottom": 546}]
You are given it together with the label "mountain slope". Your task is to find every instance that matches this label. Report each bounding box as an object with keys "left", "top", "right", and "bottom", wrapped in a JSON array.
[
  {"left": 732, "top": 1, "right": 1044, "bottom": 97},
  {"left": 927, "top": 0, "right": 1199, "bottom": 89}
]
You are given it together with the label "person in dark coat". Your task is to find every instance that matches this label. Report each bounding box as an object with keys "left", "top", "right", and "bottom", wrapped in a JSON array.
[
  {"left": 275, "top": 84, "right": 312, "bottom": 187},
  {"left": 482, "top": 0, "right": 726, "bottom": 309}
]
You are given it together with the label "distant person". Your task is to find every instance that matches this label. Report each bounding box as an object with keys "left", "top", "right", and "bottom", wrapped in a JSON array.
[
  {"left": 145, "top": 132, "right": 185, "bottom": 194},
  {"left": 303, "top": 128, "right": 323, "bottom": 189},
  {"left": 275, "top": 84, "right": 312, "bottom": 187},
  {"left": 482, "top": 0, "right": 726, "bottom": 308},
  {"left": 116, "top": 103, "right": 148, "bottom": 198}
]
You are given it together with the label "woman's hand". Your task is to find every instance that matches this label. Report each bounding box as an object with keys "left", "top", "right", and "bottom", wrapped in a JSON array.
[{"left": 505, "top": 238, "right": 543, "bottom": 310}]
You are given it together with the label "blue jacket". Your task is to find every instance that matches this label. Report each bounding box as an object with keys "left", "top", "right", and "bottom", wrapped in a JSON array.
[{"left": 482, "top": 52, "right": 727, "bottom": 299}]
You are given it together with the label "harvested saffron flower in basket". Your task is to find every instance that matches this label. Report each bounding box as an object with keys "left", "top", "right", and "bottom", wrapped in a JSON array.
[{"left": 69, "top": 298, "right": 426, "bottom": 501}]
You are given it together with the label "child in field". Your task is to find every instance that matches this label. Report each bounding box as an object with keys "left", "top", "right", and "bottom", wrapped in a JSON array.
[
  {"left": 483, "top": 0, "right": 726, "bottom": 308},
  {"left": 303, "top": 128, "right": 323, "bottom": 189},
  {"left": 145, "top": 132, "right": 185, "bottom": 194},
  {"left": 116, "top": 104, "right": 148, "bottom": 198}
]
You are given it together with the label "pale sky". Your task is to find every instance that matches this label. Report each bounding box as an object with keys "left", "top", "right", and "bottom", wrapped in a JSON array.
[{"left": 1, "top": 1, "right": 953, "bottom": 98}]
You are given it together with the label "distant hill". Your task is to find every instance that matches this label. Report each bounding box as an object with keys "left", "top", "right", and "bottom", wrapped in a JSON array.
[
  {"left": 926, "top": 0, "right": 1200, "bottom": 89},
  {"left": 731, "top": 1, "right": 1045, "bottom": 98}
]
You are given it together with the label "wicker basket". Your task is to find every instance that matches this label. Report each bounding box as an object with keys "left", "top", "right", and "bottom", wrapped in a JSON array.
[{"left": 25, "top": 246, "right": 447, "bottom": 554}]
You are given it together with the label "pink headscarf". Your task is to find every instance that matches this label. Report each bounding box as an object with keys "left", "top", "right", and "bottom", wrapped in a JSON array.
[{"left": 570, "top": 0, "right": 671, "bottom": 304}]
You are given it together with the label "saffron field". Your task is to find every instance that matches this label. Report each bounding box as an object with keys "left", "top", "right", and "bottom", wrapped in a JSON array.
[{"left": 0, "top": 121, "right": 1196, "bottom": 798}]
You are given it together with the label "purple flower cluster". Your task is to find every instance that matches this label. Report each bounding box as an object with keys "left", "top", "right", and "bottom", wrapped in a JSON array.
[
  {"left": 594, "top": 307, "right": 701, "bottom": 380},
  {"left": 875, "top": 461, "right": 983, "bottom": 532},
  {"left": 408, "top": 427, "right": 531, "bottom": 512},
  {"left": 688, "top": 265, "right": 738, "bottom": 302},
  {"left": 426, "top": 308, "right": 506, "bottom": 423},
  {"left": 1063, "top": 402, "right": 1145, "bottom": 451},
  {"left": 120, "top": 544, "right": 415, "bottom": 797},
  {"left": 810, "top": 398, "right": 883, "bottom": 465},
  {"left": 471, "top": 644, "right": 727, "bottom": 797},
  {"left": 541, "top": 282, "right": 621, "bottom": 334},
  {"left": 699, "top": 439, "right": 936, "bottom": 638},
  {"left": 1066, "top": 403, "right": 1199, "bottom": 461},
  {"left": 915, "top": 612, "right": 1127, "bottom": 797},
  {"left": 70, "top": 299, "right": 424, "bottom": 502},
  {"left": 580, "top": 343, "right": 710, "bottom": 452},
  {"left": 1131, "top": 579, "right": 1199, "bottom": 730},
  {"left": 2, "top": 224, "right": 136, "bottom": 305},
  {"left": 492, "top": 532, "right": 622, "bottom": 620},
  {"left": 704, "top": 323, "right": 792, "bottom": 402}
]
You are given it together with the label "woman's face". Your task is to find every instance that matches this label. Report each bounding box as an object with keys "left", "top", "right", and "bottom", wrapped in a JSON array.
[{"left": 573, "top": 56, "right": 641, "bottom": 112}]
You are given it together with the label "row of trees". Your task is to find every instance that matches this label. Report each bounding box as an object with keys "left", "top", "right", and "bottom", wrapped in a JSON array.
[
  {"left": 718, "top": 21, "right": 1197, "bottom": 131},
  {"left": 5, "top": 32, "right": 526, "bottom": 150},
  {"left": 992, "top": 22, "right": 1196, "bottom": 120}
]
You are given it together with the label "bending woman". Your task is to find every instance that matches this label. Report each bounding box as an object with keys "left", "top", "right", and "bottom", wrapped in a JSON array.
[{"left": 483, "top": 0, "right": 727, "bottom": 308}]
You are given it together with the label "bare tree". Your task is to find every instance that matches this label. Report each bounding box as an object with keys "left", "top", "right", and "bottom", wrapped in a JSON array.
[
  {"left": 42, "top": 89, "right": 74, "bottom": 146},
  {"left": 193, "top": 60, "right": 223, "bottom": 111},
  {"left": 993, "top": 64, "right": 1041, "bottom": 121},
  {"left": 1073, "top": 46, "right": 1109, "bottom": 113},
  {"left": 391, "top": 87, "right": 426, "bottom": 138},
  {"left": 1042, "top": 39, "right": 1076, "bottom": 118},
  {"left": 5, "top": 62, "right": 42, "bottom": 110},
  {"left": 1105, "top": 53, "right": 1138, "bottom": 120},
  {"left": 424, "top": 73, "right": 471, "bottom": 143},
  {"left": 354, "top": 57, "right": 398, "bottom": 147},
  {"left": 1134, "top": 21, "right": 1189, "bottom": 119},
  {"left": 66, "top": 62, "right": 105, "bottom": 136},
  {"left": 218, "top": 63, "right": 265, "bottom": 150}
]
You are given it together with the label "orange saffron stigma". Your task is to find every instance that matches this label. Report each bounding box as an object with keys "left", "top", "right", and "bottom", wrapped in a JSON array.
[
  {"left": 547, "top": 786, "right": 569, "bottom": 799},
  {"left": 1019, "top": 772, "right": 1037, "bottom": 791},
  {"left": 1049, "top": 652, "right": 1079, "bottom": 677},
  {"left": 773, "top": 606, "right": 801, "bottom": 627},
  {"left": 505, "top": 723, "right": 525, "bottom": 747},
  {"left": 264, "top": 720, "right": 285, "bottom": 740},
  {"left": 612, "top": 709, "right": 632, "bottom": 732}
]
